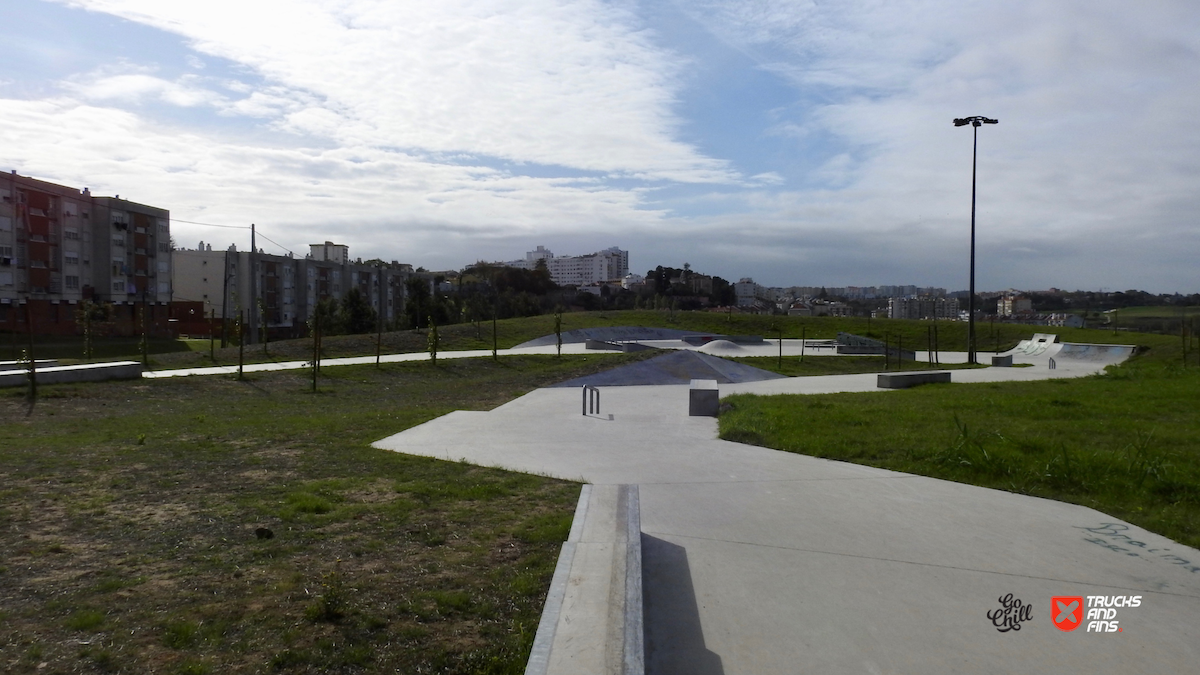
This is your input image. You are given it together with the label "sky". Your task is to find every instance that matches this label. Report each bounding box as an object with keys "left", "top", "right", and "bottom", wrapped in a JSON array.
[{"left": 1, "top": 0, "right": 1197, "bottom": 294}]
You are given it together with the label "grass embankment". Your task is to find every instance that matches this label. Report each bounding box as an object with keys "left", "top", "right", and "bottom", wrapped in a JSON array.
[
  {"left": 719, "top": 331, "right": 1200, "bottom": 549},
  {"left": 1108, "top": 305, "right": 1200, "bottom": 336},
  {"left": 0, "top": 353, "right": 649, "bottom": 674}
]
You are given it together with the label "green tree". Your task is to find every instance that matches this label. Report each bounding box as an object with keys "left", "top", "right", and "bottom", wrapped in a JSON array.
[
  {"left": 314, "top": 297, "right": 342, "bottom": 335},
  {"left": 405, "top": 277, "right": 430, "bottom": 329},
  {"left": 340, "top": 287, "right": 377, "bottom": 334}
]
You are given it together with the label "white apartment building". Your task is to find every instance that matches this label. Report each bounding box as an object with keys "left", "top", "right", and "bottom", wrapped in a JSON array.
[
  {"left": 734, "top": 278, "right": 767, "bottom": 307},
  {"left": 504, "top": 246, "right": 629, "bottom": 286}
]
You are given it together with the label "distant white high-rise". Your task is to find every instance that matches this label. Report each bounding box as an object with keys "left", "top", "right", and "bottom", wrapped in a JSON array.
[{"left": 504, "top": 246, "right": 629, "bottom": 286}]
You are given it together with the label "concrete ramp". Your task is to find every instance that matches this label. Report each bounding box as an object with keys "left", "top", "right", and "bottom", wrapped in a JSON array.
[
  {"left": 1055, "top": 342, "right": 1137, "bottom": 364},
  {"left": 998, "top": 335, "right": 1135, "bottom": 372},
  {"left": 550, "top": 350, "right": 784, "bottom": 387},
  {"left": 1006, "top": 333, "right": 1060, "bottom": 356},
  {"left": 697, "top": 339, "right": 746, "bottom": 355}
]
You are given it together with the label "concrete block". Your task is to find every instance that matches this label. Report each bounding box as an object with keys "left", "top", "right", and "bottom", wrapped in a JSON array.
[
  {"left": 991, "top": 354, "right": 1013, "bottom": 367},
  {"left": 688, "top": 379, "right": 719, "bottom": 417},
  {"left": 527, "top": 484, "right": 643, "bottom": 675},
  {"left": 876, "top": 371, "right": 951, "bottom": 389}
]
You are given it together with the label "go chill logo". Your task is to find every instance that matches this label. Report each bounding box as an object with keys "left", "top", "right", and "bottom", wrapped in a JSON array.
[{"left": 1053, "top": 595, "right": 1141, "bottom": 633}]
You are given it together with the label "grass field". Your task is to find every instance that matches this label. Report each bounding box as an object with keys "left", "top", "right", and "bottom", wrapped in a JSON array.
[
  {"left": 5, "top": 311, "right": 1198, "bottom": 672},
  {"left": 0, "top": 353, "right": 651, "bottom": 674},
  {"left": 719, "top": 330, "right": 1200, "bottom": 550}
]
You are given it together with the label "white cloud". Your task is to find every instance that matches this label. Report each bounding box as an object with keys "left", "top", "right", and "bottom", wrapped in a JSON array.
[
  {"left": 8, "top": 0, "right": 1200, "bottom": 292},
  {"left": 0, "top": 95, "right": 666, "bottom": 266},
  {"left": 52, "top": 0, "right": 739, "bottom": 182},
  {"left": 661, "top": 0, "right": 1200, "bottom": 291}
]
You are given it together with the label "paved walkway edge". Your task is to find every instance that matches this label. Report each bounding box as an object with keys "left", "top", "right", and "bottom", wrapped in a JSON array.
[{"left": 525, "top": 484, "right": 644, "bottom": 675}]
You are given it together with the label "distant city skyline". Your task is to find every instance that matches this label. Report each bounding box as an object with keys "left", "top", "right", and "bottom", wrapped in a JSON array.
[{"left": 3, "top": 1, "right": 1198, "bottom": 294}]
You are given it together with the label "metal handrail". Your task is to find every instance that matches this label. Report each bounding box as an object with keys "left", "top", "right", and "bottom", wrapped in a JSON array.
[{"left": 582, "top": 385, "right": 600, "bottom": 416}]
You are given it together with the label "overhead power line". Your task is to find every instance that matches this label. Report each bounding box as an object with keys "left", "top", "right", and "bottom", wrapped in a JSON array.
[
  {"left": 255, "top": 231, "right": 296, "bottom": 257},
  {"left": 171, "top": 218, "right": 296, "bottom": 256},
  {"left": 171, "top": 218, "right": 250, "bottom": 230}
]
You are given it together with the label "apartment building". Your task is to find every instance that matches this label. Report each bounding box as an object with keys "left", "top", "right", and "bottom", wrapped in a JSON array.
[
  {"left": 887, "top": 296, "right": 960, "bottom": 320},
  {"left": 173, "top": 240, "right": 412, "bottom": 340},
  {"left": 999, "top": 293, "right": 1033, "bottom": 317},
  {"left": 503, "top": 246, "right": 629, "bottom": 286},
  {"left": 0, "top": 171, "right": 171, "bottom": 335}
]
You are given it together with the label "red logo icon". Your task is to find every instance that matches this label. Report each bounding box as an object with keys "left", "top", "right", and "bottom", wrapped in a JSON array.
[{"left": 1052, "top": 596, "right": 1084, "bottom": 632}]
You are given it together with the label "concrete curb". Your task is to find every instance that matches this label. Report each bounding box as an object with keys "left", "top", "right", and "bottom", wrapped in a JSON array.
[
  {"left": 525, "top": 484, "right": 643, "bottom": 675},
  {"left": 620, "top": 485, "right": 644, "bottom": 675}
]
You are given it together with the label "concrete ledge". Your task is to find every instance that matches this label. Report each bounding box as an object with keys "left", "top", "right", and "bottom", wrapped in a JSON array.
[
  {"left": 0, "top": 359, "right": 58, "bottom": 371},
  {"left": 0, "top": 361, "right": 143, "bottom": 388},
  {"left": 876, "top": 370, "right": 951, "bottom": 389},
  {"left": 991, "top": 354, "right": 1013, "bottom": 367},
  {"left": 688, "top": 379, "right": 719, "bottom": 417},
  {"left": 526, "top": 484, "right": 643, "bottom": 675},
  {"left": 584, "top": 340, "right": 656, "bottom": 353}
]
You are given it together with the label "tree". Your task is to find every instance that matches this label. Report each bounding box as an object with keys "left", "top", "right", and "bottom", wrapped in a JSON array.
[
  {"left": 314, "top": 297, "right": 342, "bottom": 335},
  {"left": 405, "top": 277, "right": 431, "bottom": 329},
  {"left": 340, "top": 287, "right": 377, "bottom": 334}
]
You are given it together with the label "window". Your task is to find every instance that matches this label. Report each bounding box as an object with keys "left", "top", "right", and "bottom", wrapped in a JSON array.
[
  {"left": 64, "top": 229, "right": 80, "bottom": 240},
  {"left": 0, "top": 216, "right": 11, "bottom": 232},
  {"left": 0, "top": 246, "right": 12, "bottom": 257},
  {"left": 65, "top": 276, "right": 80, "bottom": 290},
  {"left": 65, "top": 254, "right": 80, "bottom": 266},
  {"left": 113, "top": 281, "right": 124, "bottom": 291},
  {"left": 158, "top": 242, "right": 170, "bottom": 253},
  {"left": 0, "top": 271, "right": 12, "bottom": 286},
  {"left": 113, "top": 237, "right": 125, "bottom": 247}
]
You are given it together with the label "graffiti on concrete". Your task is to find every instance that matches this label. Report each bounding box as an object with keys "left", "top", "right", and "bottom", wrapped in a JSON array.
[{"left": 1075, "top": 523, "right": 1200, "bottom": 573}]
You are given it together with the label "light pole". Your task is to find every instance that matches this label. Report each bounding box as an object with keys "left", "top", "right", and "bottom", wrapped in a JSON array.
[{"left": 953, "top": 115, "right": 998, "bottom": 364}]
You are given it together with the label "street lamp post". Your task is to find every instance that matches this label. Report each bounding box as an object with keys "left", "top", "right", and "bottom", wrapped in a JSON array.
[{"left": 953, "top": 115, "right": 998, "bottom": 365}]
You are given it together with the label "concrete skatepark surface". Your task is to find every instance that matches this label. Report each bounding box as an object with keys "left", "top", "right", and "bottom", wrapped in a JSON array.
[
  {"left": 367, "top": 335, "right": 1196, "bottom": 674},
  {"left": 550, "top": 350, "right": 785, "bottom": 387}
]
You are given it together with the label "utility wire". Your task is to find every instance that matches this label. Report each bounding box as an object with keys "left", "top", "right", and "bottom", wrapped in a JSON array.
[
  {"left": 171, "top": 218, "right": 250, "bottom": 230},
  {"left": 172, "top": 217, "right": 296, "bottom": 256},
  {"left": 255, "top": 231, "right": 296, "bottom": 257}
]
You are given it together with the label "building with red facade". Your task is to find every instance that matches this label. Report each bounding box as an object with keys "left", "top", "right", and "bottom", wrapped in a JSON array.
[{"left": 0, "top": 171, "right": 172, "bottom": 336}]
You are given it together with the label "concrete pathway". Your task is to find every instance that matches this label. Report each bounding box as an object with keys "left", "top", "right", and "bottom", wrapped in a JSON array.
[
  {"left": 141, "top": 344, "right": 597, "bottom": 378},
  {"left": 373, "top": 355, "right": 1199, "bottom": 673},
  {"left": 141, "top": 339, "right": 876, "bottom": 379}
]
